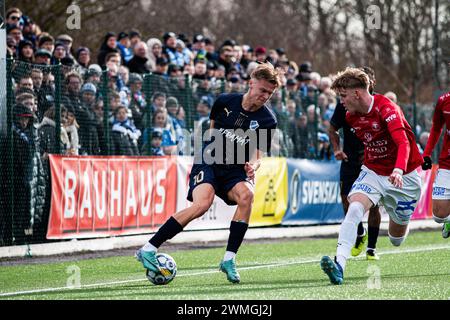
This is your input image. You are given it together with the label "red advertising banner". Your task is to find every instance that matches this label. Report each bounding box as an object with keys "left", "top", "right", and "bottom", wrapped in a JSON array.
[{"left": 47, "top": 155, "right": 177, "bottom": 239}]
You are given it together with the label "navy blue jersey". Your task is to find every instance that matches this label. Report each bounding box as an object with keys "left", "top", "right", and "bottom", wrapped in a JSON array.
[
  {"left": 330, "top": 101, "right": 365, "bottom": 170},
  {"left": 204, "top": 93, "right": 277, "bottom": 165}
]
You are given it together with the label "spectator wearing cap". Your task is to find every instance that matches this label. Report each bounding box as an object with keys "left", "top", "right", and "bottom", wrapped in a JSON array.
[
  {"left": 81, "top": 83, "right": 97, "bottom": 108},
  {"left": 149, "top": 57, "right": 171, "bottom": 94},
  {"left": 127, "top": 73, "right": 146, "bottom": 132},
  {"left": 204, "top": 37, "right": 218, "bottom": 62},
  {"left": 129, "top": 29, "right": 142, "bottom": 50},
  {"left": 75, "top": 47, "right": 91, "bottom": 77},
  {"left": 22, "top": 16, "right": 38, "bottom": 47},
  {"left": 6, "top": 8, "right": 22, "bottom": 27},
  {"left": 254, "top": 46, "right": 267, "bottom": 62},
  {"left": 30, "top": 68, "right": 48, "bottom": 121},
  {"left": 56, "top": 34, "right": 74, "bottom": 58},
  {"left": 296, "top": 71, "right": 313, "bottom": 103},
  {"left": 111, "top": 106, "right": 141, "bottom": 156},
  {"left": 17, "top": 39, "right": 34, "bottom": 63},
  {"left": 38, "top": 34, "right": 55, "bottom": 54},
  {"left": 76, "top": 47, "right": 91, "bottom": 68},
  {"left": 7, "top": 24, "right": 23, "bottom": 44},
  {"left": 165, "top": 96, "right": 186, "bottom": 154},
  {"left": 34, "top": 48, "right": 52, "bottom": 65},
  {"left": 149, "top": 130, "right": 165, "bottom": 156},
  {"left": 52, "top": 41, "right": 67, "bottom": 64},
  {"left": 317, "top": 132, "right": 332, "bottom": 160},
  {"left": 194, "top": 95, "right": 212, "bottom": 138},
  {"left": 126, "top": 41, "right": 150, "bottom": 74},
  {"left": 276, "top": 48, "right": 287, "bottom": 60},
  {"left": 116, "top": 32, "right": 133, "bottom": 64},
  {"left": 206, "top": 61, "right": 217, "bottom": 79},
  {"left": 85, "top": 64, "right": 102, "bottom": 86},
  {"left": 97, "top": 32, "right": 119, "bottom": 67},
  {"left": 163, "top": 32, "right": 184, "bottom": 68},
  {"left": 192, "top": 34, "right": 207, "bottom": 61},
  {"left": 70, "top": 81, "right": 100, "bottom": 156},
  {"left": 176, "top": 39, "right": 193, "bottom": 66},
  {"left": 195, "top": 95, "right": 212, "bottom": 121},
  {"left": 217, "top": 45, "right": 235, "bottom": 75},
  {"left": 146, "top": 38, "right": 163, "bottom": 72}
]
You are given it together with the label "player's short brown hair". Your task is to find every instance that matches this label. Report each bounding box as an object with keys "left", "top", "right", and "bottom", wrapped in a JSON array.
[
  {"left": 251, "top": 62, "right": 282, "bottom": 88},
  {"left": 331, "top": 67, "right": 370, "bottom": 91}
]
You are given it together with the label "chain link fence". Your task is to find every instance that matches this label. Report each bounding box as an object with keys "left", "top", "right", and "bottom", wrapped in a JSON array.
[{"left": 1, "top": 58, "right": 436, "bottom": 247}]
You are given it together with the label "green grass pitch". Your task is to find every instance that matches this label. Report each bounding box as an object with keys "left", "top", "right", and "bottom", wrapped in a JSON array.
[{"left": 0, "top": 231, "right": 449, "bottom": 300}]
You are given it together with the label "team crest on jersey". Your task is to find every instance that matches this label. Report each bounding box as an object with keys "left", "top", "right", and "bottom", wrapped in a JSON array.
[
  {"left": 372, "top": 122, "right": 381, "bottom": 131},
  {"left": 249, "top": 120, "right": 260, "bottom": 131},
  {"left": 364, "top": 132, "right": 373, "bottom": 142}
]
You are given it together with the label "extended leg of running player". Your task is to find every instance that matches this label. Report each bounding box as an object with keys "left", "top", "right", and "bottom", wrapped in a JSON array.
[{"left": 219, "top": 181, "right": 255, "bottom": 284}]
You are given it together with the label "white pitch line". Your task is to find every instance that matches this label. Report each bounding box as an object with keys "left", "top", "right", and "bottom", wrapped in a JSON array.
[{"left": 0, "top": 244, "right": 449, "bottom": 298}]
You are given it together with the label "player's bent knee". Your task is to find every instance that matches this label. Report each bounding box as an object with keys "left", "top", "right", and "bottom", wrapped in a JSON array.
[
  {"left": 191, "top": 202, "right": 212, "bottom": 217},
  {"left": 236, "top": 190, "right": 254, "bottom": 207}
]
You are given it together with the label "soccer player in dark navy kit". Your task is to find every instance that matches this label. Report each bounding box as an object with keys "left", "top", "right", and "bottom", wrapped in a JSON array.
[
  {"left": 136, "top": 63, "right": 281, "bottom": 283},
  {"left": 328, "top": 67, "right": 381, "bottom": 260}
]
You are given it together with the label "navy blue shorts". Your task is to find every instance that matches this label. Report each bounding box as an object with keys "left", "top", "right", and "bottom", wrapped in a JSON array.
[{"left": 187, "top": 163, "right": 252, "bottom": 205}]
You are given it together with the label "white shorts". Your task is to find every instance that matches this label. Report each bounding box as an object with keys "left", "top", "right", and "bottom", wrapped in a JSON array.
[
  {"left": 432, "top": 169, "right": 450, "bottom": 200},
  {"left": 348, "top": 166, "right": 422, "bottom": 225}
]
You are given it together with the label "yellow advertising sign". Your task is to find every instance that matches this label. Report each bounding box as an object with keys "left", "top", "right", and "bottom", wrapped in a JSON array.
[{"left": 250, "top": 157, "right": 288, "bottom": 226}]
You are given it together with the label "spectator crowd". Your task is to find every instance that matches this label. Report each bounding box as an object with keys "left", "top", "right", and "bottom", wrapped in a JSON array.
[{"left": 1, "top": 7, "right": 432, "bottom": 245}]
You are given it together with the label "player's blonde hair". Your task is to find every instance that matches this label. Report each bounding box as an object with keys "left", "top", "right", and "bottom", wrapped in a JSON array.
[
  {"left": 331, "top": 67, "right": 370, "bottom": 91},
  {"left": 251, "top": 62, "right": 283, "bottom": 88}
]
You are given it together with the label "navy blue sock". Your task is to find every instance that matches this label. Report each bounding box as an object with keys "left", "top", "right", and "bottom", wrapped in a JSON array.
[
  {"left": 149, "top": 217, "right": 183, "bottom": 248},
  {"left": 368, "top": 226, "right": 380, "bottom": 249},
  {"left": 357, "top": 222, "right": 365, "bottom": 236},
  {"left": 226, "top": 221, "right": 249, "bottom": 253}
]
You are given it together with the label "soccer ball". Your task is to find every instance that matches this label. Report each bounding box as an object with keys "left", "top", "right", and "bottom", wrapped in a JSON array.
[{"left": 146, "top": 253, "right": 177, "bottom": 285}]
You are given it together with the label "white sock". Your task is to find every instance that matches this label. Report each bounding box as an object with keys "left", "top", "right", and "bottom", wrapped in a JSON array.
[
  {"left": 142, "top": 242, "right": 157, "bottom": 252},
  {"left": 432, "top": 214, "right": 450, "bottom": 224},
  {"left": 336, "top": 202, "right": 365, "bottom": 271},
  {"left": 223, "top": 251, "right": 236, "bottom": 262}
]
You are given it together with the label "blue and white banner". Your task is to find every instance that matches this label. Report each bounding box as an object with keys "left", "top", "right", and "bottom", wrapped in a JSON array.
[{"left": 282, "top": 159, "right": 344, "bottom": 225}]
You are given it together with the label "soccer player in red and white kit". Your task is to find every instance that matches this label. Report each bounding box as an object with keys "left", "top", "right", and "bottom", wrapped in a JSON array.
[
  {"left": 421, "top": 91, "right": 450, "bottom": 239},
  {"left": 320, "top": 67, "right": 423, "bottom": 285}
]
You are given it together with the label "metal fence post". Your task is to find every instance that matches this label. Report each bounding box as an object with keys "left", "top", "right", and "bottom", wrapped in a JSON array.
[
  {"left": 314, "top": 89, "right": 319, "bottom": 159},
  {"left": 54, "top": 64, "right": 62, "bottom": 155},
  {"left": 102, "top": 69, "right": 110, "bottom": 155},
  {"left": 185, "top": 74, "right": 193, "bottom": 132},
  {"left": 6, "top": 57, "right": 14, "bottom": 243},
  {"left": 144, "top": 73, "right": 153, "bottom": 156}
]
